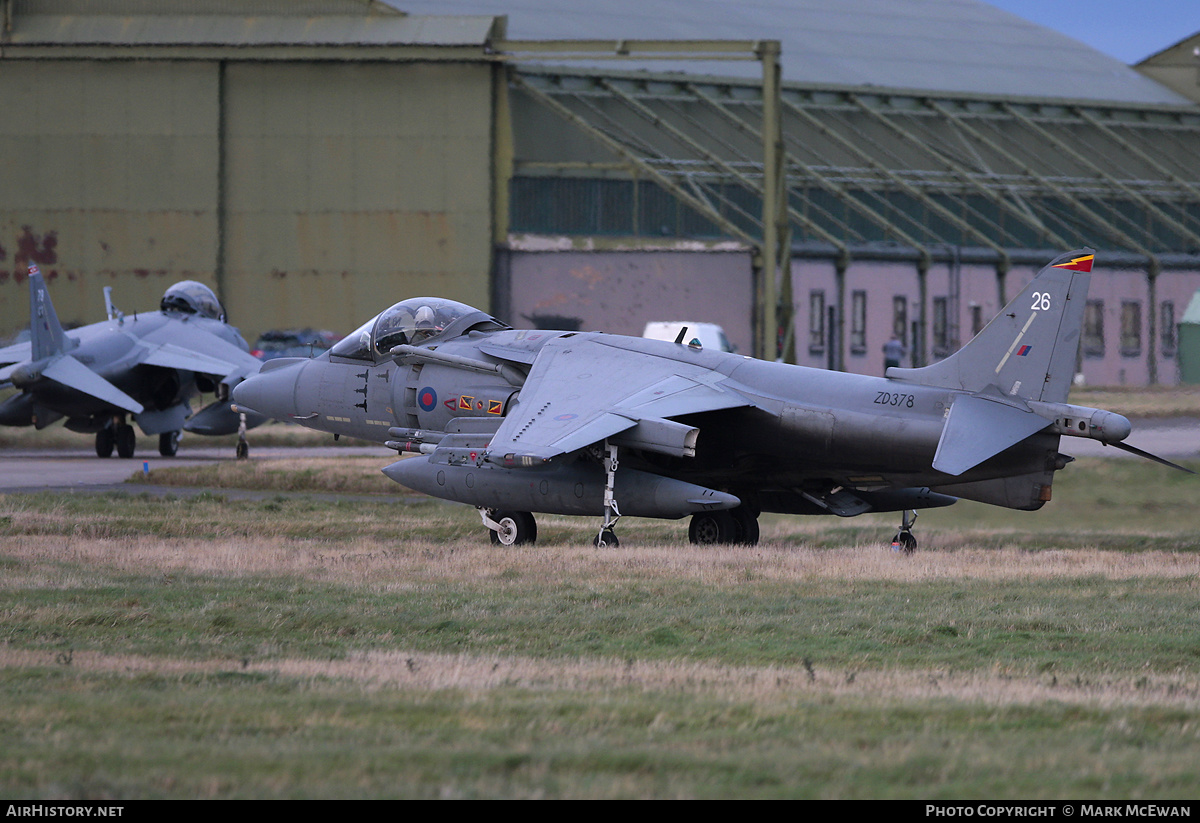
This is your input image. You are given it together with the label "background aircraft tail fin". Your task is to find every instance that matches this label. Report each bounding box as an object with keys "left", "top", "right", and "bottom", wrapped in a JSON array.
[
  {"left": 27, "top": 265, "right": 72, "bottom": 361},
  {"left": 887, "top": 249, "right": 1092, "bottom": 404}
]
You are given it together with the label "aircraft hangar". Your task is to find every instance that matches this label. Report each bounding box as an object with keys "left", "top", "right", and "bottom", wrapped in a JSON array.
[{"left": 3, "top": 0, "right": 1200, "bottom": 387}]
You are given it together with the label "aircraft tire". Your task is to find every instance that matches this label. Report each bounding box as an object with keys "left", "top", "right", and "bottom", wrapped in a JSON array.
[
  {"left": 236, "top": 440, "right": 249, "bottom": 460},
  {"left": 594, "top": 529, "right": 619, "bottom": 548},
  {"left": 892, "top": 531, "right": 917, "bottom": 554},
  {"left": 688, "top": 510, "right": 739, "bottom": 545},
  {"left": 95, "top": 427, "right": 115, "bottom": 458},
  {"left": 488, "top": 511, "right": 537, "bottom": 546},
  {"left": 159, "top": 431, "right": 179, "bottom": 457},
  {"left": 115, "top": 425, "right": 136, "bottom": 459},
  {"left": 730, "top": 505, "right": 760, "bottom": 545}
]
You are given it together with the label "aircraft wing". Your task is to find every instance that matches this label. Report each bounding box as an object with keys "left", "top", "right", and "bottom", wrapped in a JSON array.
[
  {"left": 484, "top": 334, "right": 754, "bottom": 464},
  {"left": 42, "top": 354, "right": 144, "bottom": 414},
  {"left": 0, "top": 340, "right": 32, "bottom": 367},
  {"left": 134, "top": 324, "right": 263, "bottom": 379}
]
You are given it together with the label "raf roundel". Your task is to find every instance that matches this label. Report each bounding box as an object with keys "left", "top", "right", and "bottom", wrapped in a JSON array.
[{"left": 418, "top": 386, "right": 438, "bottom": 412}]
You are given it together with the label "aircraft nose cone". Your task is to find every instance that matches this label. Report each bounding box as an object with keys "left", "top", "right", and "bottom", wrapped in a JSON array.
[{"left": 231, "top": 359, "right": 304, "bottom": 420}]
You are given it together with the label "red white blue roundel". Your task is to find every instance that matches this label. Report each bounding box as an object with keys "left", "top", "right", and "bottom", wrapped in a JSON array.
[{"left": 418, "top": 387, "right": 437, "bottom": 412}]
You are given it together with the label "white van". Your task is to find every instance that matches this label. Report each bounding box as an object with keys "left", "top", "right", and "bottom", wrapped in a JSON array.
[{"left": 641, "top": 321, "right": 735, "bottom": 353}]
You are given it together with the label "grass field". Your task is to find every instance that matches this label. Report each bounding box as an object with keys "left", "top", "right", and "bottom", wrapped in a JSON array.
[{"left": 1, "top": 445, "right": 1199, "bottom": 799}]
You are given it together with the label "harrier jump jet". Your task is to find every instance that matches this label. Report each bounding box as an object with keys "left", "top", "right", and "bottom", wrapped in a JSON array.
[
  {"left": 0, "top": 265, "right": 265, "bottom": 458},
  {"left": 231, "top": 249, "right": 1190, "bottom": 548}
]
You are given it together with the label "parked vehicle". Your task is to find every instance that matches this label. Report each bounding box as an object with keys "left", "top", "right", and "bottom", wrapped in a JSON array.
[{"left": 251, "top": 328, "right": 340, "bottom": 360}]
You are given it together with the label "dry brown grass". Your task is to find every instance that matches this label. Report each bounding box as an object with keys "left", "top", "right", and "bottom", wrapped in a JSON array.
[
  {"left": 5, "top": 528, "right": 1199, "bottom": 589},
  {"left": 3, "top": 641, "right": 1198, "bottom": 713},
  {"left": 130, "top": 456, "right": 400, "bottom": 495},
  {"left": 5, "top": 528, "right": 1200, "bottom": 712}
]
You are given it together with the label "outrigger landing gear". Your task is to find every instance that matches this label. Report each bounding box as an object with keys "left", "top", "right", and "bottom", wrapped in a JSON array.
[
  {"left": 235, "top": 412, "right": 249, "bottom": 459},
  {"left": 594, "top": 442, "right": 621, "bottom": 547},
  {"left": 891, "top": 509, "right": 918, "bottom": 554}
]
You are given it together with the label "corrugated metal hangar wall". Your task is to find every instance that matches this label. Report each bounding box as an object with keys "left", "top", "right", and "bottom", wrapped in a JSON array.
[
  {"left": 5, "top": 0, "right": 1200, "bottom": 388},
  {"left": 0, "top": 0, "right": 499, "bottom": 344}
]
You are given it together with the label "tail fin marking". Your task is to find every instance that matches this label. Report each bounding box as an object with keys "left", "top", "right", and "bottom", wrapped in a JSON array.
[
  {"left": 27, "top": 264, "right": 72, "bottom": 361},
  {"left": 887, "top": 248, "right": 1094, "bottom": 404}
]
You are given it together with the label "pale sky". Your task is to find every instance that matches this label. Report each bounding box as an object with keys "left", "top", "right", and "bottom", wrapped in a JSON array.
[{"left": 985, "top": 0, "right": 1200, "bottom": 63}]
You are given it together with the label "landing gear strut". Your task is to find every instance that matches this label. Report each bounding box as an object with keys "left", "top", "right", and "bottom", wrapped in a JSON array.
[
  {"left": 235, "top": 412, "right": 249, "bottom": 459},
  {"left": 891, "top": 509, "right": 917, "bottom": 553},
  {"left": 595, "top": 442, "right": 621, "bottom": 547}
]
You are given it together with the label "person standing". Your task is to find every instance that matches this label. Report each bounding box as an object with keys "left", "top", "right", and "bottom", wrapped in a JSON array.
[{"left": 883, "top": 334, "right": 907, "bottom": 372}]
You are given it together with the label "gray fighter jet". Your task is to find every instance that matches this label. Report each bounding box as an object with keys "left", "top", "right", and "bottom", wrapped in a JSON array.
[
  {"left": 0, "top": 265, "right": 265, "bottom": 458},
  {"left": 231, "top": 249, "right": 1191, "bottom": 549}
]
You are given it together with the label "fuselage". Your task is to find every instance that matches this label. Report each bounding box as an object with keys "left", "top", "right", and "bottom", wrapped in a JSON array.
[{"left": 233, "top": 326, "right": 1063, "bottom": 512}]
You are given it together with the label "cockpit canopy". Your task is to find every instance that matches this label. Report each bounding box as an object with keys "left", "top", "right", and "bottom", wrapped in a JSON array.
[
  {"left": 329, "top": 297, "right": 508, "bottom": 360},
  {"left": 161, "top": 281, "right": 224, "bottom": 321}
]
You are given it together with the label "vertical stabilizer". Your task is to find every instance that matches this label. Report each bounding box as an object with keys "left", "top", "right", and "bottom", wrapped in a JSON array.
[
  {"left": 27, "top": 265, "right": 71, "bottom": 361},
  {"left": 887, "top": 249, "right": 1093, "bottom": 403}
]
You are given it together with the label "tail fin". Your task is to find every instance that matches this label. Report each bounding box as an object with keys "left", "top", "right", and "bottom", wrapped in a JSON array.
[
  {"left": 888, "top": 249, "right": 1093, "bottom": 403},
  {"left": 27, "top": 265, "right": 72, "bottom": 361}
]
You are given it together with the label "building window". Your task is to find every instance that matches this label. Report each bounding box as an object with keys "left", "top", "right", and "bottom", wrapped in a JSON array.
[
  {"left": 892, "top": 296, "right": 907, "bottom": 344},
  {"left": 850, "top": 290, "right": 867, "bottom": 353},
  {"left": 932, "top": 297, "right": 950, "bottom": 357},
  {"left": 1083, "top": 300, "right": 1104, "bottom": 357},
  {"left": 970, "top": 304, "right": 984, "bottom": 338},
  {"left": 1161, "top": 301, "right": 1177, "bottom": 357},
  {"left": 1120, "top": 301, "right": 1142, "bottom": 357},
  {"left": 808, "top": 290, "right": 825, "bottom": 353}
]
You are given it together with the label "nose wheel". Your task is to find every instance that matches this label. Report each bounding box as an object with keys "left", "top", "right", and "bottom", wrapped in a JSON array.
[
  {"left": 481, "top": 509, "right": 538, "bottom": 546},
  {"left": 891, "top": 509, "right": 917, "bottom": 553}
]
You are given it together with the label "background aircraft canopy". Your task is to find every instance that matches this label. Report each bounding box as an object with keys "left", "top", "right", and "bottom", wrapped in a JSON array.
[
  {"left": 160, "top": 281, "right": 224, "bottom": 321},
  {"left": 330, "top": 297, "right": 509, "bottom": 360}
]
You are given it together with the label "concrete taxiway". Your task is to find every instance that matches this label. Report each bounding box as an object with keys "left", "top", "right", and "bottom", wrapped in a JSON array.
[{"left": 0, "top": 418, "right": 1195, "bottom": 495}]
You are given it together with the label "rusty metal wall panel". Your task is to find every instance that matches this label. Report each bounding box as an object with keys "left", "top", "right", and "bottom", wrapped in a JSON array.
[
  {"left": 0, "top": 60, "right": 219, "bottom": 335},
  {"left": 222, "top": 61, "right": 494, "bottom": 339}
]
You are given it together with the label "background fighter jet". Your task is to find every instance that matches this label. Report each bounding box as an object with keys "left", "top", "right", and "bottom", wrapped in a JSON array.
[
  {"left": 232, "top": 249, "right": 1191, "bottom": 549},
  {"left": 0, "top": 265, "right": 265, "bottom": 458}
]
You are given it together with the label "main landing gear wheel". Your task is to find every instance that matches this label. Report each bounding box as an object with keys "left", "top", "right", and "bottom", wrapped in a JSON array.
[
  {"left": 159, "top": 430, "right": 180, "bottom": 457},
  {"left": 95, "top": 427, "right": 115, "bottom": 458},
  {"left": 689, "top": 505, "right": 759, "bottom": 546},
  {"left": 689, "top": 510, "right": 738, "bottom": 545},
  {"left": 115, "top": 424, "right": 136, "bottom": 459},
  {"left": 730, "top": 505, "right": 760, "bottom": 545},
  {"left": 488, "top": 511, "right": 537, "bottom": 546}
]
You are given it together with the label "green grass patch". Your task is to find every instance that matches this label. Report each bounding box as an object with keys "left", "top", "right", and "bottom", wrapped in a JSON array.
[{"left": 2, "top": 456, "right": 1200, "bottom": 798}]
